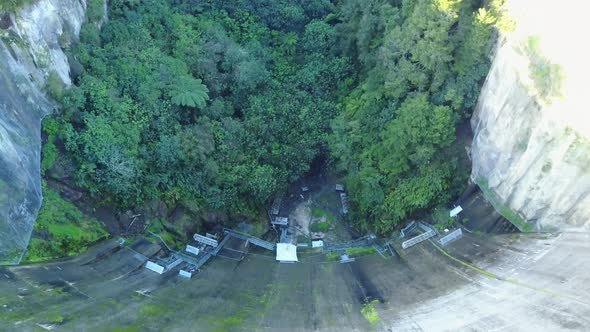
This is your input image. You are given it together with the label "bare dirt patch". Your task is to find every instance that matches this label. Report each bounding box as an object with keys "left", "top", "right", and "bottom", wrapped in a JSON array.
[{"left": 289, "top": 200, "right": 312, "bottom": 237}]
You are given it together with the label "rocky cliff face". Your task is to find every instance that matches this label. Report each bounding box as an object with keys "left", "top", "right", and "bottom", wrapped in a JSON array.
[
  {"left": 0, "top": 0, "right": 86, "bottom": 263},
  {"left": 471, "top": 0, "right": 590, "bottom": 231}
]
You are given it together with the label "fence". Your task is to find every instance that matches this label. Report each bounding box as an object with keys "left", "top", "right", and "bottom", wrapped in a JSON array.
[{"left": 438, "top": 228, "right": 463, "bottom": 246}]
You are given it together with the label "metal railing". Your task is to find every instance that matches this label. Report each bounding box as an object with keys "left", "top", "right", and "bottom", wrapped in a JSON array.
[
  {"left": 438, "top": 228, "right": 463, "bottom": 246},
  {"left": 402, "top": 229, "right": 436, "bottom": 249},
  {"left": 223, "top": 229, "right": 276, "bottom": 251}
]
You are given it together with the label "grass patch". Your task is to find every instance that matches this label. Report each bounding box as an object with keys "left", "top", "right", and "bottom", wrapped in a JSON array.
[
  {"left": 310, "top": 221, "right": 331, "bottom": 232},
  {"left": 523, "top": 36, "right": 565, "bottom": 104},
  {"left": 41, "top": 117, "right": 61, "bottom": 175},
  {"left": 476, "top": 177, "right": 532, "bottom": 232},
  {"left": 146, "top": 218, "right": 182, "bottom": 249},
  {"left": 113, "top": 325, "right": 141, "bottom": 332},
  {"left": 139, "top": 303, "right": 166, "bottom": 317},
  {"left": 41, "top": 138, "right": 58, "bottom": 175},
  {"left": 325, "top": 251, "right": 340, "bottom": 261},
  {"left": 345, "top": 246, "right": 375, "bottom": 257},
  {"left": 311, "top": 207, "right": 336, "bottom": 222},
  {"left": 360, "top": 300, "right": 379, "bottom": 325},
  {"left": 22, "top": 182, "right": 108, "bottom": 263},
  {"left": 431, "top": 206, "right": 454, "bottom": 232},
  {"left": 310, "top": 207, "right": 336, "bottom": 233}
]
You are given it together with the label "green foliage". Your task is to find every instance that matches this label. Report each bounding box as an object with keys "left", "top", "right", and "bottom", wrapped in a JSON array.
[
  {"left": 476, "top": 177, "right": 532, "bottom": 232},
  {"left": 522, "top": 36, "right": 565, "bottom": 103},
  {"left": 87, "top": 0, "right": 104, "bottom": 23},
  {"left": 329, "top": 0, "right": 502, "bottom": 234},
  {"left": 41, "top": 137, "right": 57, "bottom": 174},
  {"left": 48, "top": 0, "right": 499, "bottom": 237},
  {"left": 22, "top": 182, "right": 108, "bottom": 263},
  {"left": 360, "top": 300, "right": 380, "bottom": 325},
  {"left": 45, "top": 71, "right": 64, "bottom": 100},
  {"left": 51, "top": 0, "right": 350, "bottom": 215},
  {"left": 345, "top": 246, "right": 375, "bottom": 256},
  {"left": 310, "top": 221, "right": 330, "bottom": 233},
  {"left": 41, "top": 117, "right": 62, "bottom": 175},
  {"left": 146, "top": 218, "right": 182, "bottom": 249},
  {"left": 170, "top": 77, "right": 209, "bottom": 108},
  {"left": 325, "top": 251, "right": 340, "bottom": 261},
  {"left": 0, "top": 0, "right": 30, "bottom": 12},
  {"left": 432, "top": 207, "right": 454, "bottom": 231}
]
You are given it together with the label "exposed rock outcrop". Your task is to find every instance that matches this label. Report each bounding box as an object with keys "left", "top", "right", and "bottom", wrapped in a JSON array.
[
  {"left": 0, "top": 0, "right": 87, "bottom": 263},
  {"left": 471, "top": 0, "right": 590, "bottom": 231}
]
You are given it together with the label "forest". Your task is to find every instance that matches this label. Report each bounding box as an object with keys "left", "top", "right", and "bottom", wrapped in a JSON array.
[{"left": 36, "top": 0, "right": 508, "bottom": 259}]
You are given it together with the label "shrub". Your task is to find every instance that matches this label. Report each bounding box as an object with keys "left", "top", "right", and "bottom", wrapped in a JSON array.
[
  {"left": 45, "top": 71, "right": 64, "bottom": 100},
  {"left": 360, "top": 300, "right": 379, "bottom": 325},
  {"left": 345, "top": 246, "right": 375, "bottom": 256},
  {"left": 87, "top": 0, "right": 104, "bottom": 23},
  {"left": 310, "top": 221, "right": 330, "bottom": 232},
  {"left": 22, "top": 183, "right": 108, "bottom": 262},
  {"left": 41, "top": 138, "right": 58, "bottom": 174},
  {"left": 0, "top": 0, "right": 30, "bottom": 12}
]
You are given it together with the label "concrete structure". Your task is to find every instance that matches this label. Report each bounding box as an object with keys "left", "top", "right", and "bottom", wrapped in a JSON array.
[
  {"left": 3, "top": 233, "right": 590, "bottom": 331},
  {"left": 178, "top": 270, "right": 192, "bottom": 278},
  {"left": 450, "top": 206, "right": 463, "bottom": 218},
  {"left": 270, "top": 197, "right": 282, "bottom": 215},
  {"left": 224, "top": 229, "right": 275, "bottom": 251},
  {"left": 339, "top": 254, "right": 355, "bottom": 263},
  {"left": 193, "top": 234, "right": 218, "bottom": 247},
  {"left": 276, "top": 243, "right": 298, "bottom": 263},
  {"left": 399, "top": 221, "right": 417, "bottom": 239},
  {"left": 438, "top": 228, "right": 463, "bottom": 246},
  {"left": 185, "top": 245, "right": 200, "bottom": 256},
  {"left": 401, "top": 224, "right": 437, "bottom": 249},
  {"left": 340, "top": 193, "right": 349, "bottom": 215},
  {"left": 271, "top": 216, "right": 289, "bottom": 226},
  {"left": 312, "top": 240, "right": 324, "bottom": 248},
  {"left": 145, "top": 261, "right": 165, "bottom": 274}
]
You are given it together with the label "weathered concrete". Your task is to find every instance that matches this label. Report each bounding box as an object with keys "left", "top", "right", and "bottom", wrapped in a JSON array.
[
  {"left": 1, "top": 232, "right": 589, "bottom": 331},
  {"left": 471, "top": 0, "right": 590, "bottom": 231},
  {"left": 386, "top": 232, "right": 590, "bottom": 331}
]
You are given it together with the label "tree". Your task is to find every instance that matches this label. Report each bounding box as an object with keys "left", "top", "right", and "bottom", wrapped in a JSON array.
[{"left": 170, "top": 76, "right": 210, "bottom": 108}]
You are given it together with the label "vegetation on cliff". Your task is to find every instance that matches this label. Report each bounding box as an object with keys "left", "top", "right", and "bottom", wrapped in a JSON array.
[{"left": 43, "top": 0, "right": 507, "bottom": 240}]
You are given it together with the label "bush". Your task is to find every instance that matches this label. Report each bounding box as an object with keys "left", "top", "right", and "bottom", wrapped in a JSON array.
[
  {"left": 310, "top": 221, "right": 330, "bottom": 232},
  {"left": 45, "top": 71, "right": 64, "bottom": 100},
  {"left": 325, "top": 251, "right": 340, "bottom": 261},
  {"left": 0, "top": 0, "right": 30, "bottom": 12},
  {"left": 87, "top": 0, "right": 104, "bottom": 23},
  {"left": 360, "top": 300, "right": 379, "bottom": 325},
  {"left": 345, "top": 246, "right": 375, "bottom": 256},
  {"left": 41, "top": 138, "right": 58, "bottom": 174},
  {"left": 22, "top": 182, "right": 108, "bottom": 263},
  {"left": 79, "top": 22, "right": 101, "bottom": 46}
]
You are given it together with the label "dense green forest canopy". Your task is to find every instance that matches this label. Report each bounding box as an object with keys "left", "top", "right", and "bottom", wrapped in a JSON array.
[{"left": 47, "top": 0, "right": 506, "bottom": 235}]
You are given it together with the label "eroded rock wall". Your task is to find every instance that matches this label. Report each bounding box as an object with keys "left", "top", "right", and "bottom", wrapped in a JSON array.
[
  {"left": 471, "top": 0, "right": 590, "bottom": 231},
  {"left": 0, "top": 0, "right": 86, "bottom": 263}
]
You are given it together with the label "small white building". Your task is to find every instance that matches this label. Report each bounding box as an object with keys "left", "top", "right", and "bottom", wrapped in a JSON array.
[
  {"left": 145, "top": 261, "right": 165, "bottom": 274},
  {"left": 185, "top": 244, "right": 200, "bottom": 256},
  {"left": 450, "top": 205, "right": 463, "bottom": 218},
  {"left": 179, "top": 270, "right": 192, "bottom": 278},
  {"left": 311, "top": 240, "right": 324, "bottom": 248},
  {"left": 276, "top": 243, "right": 298, "bottom": 263}
]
